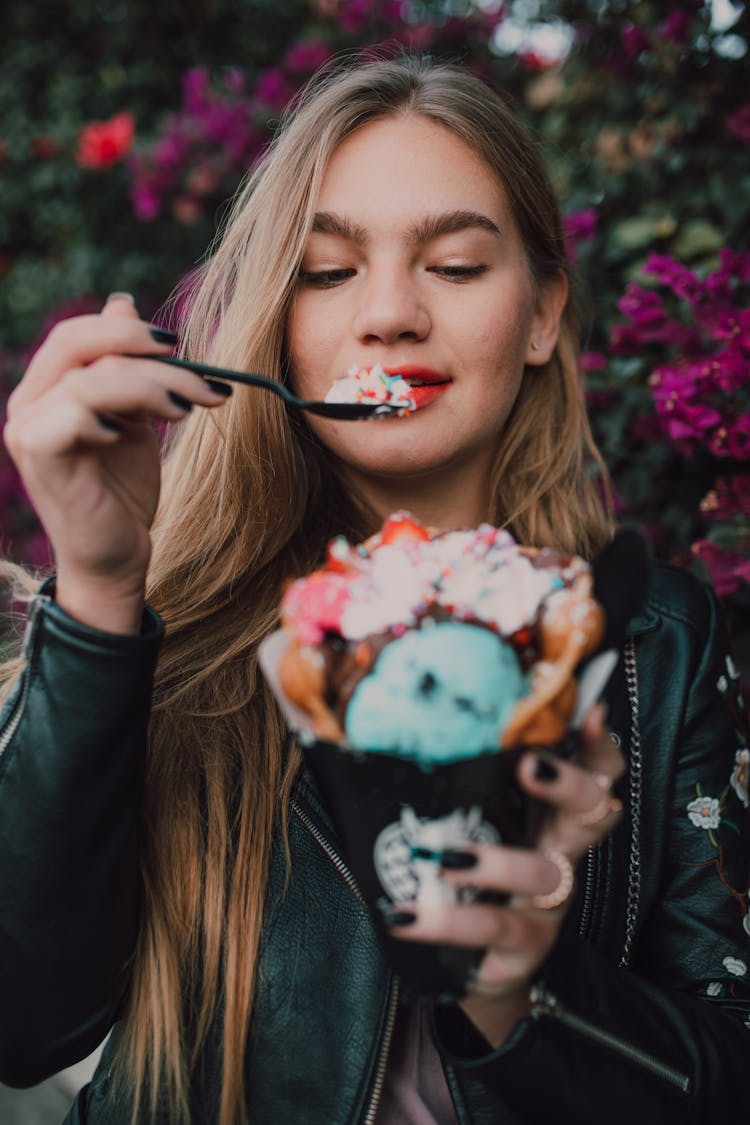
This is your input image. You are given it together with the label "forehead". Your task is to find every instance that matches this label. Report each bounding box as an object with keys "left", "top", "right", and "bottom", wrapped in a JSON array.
[{"left": 314, "top": 113, "right": 513, "bottom": 229}]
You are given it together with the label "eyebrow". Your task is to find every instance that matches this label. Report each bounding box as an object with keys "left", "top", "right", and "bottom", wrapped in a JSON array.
[{"left": 310, "top": 209, "right": 502, "bottom": 245}]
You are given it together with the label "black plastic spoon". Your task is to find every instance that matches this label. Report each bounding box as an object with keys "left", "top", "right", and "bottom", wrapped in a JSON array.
[{"left": 149, "top": 354, "right": 410, "bottom": 420}]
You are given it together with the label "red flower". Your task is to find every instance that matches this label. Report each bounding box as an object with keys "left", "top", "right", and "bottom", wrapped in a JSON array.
[
  {"left": 76, "top": 112, "right": 135, "bottom": 169},
  {"left": 31, "top": 136, "right": 59, "bottom": 159}
]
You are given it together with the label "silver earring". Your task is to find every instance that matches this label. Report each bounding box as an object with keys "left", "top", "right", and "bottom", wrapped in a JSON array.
[{"left": 531, "top": 340, "right": 542, "bottom": 351}]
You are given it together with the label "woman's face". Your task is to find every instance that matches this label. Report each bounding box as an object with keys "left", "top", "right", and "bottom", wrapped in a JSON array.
[{"left": 286, "top": 113, "right": 565, "bottom": 519}]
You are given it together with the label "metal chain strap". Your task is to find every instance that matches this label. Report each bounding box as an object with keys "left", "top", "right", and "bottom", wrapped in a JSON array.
[{"left": 620, "top": 637, "right": 642, "bottom": 969}]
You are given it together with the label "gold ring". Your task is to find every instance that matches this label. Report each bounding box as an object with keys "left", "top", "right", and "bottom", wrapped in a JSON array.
[
  {"left": 575, "top": 793, "right": 623, "bottom": 828},
  {"left": 531, "top": 849, "right": 574, "bottom": 910}
]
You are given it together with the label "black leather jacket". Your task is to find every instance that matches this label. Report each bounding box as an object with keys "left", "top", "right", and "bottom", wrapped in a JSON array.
[{"left": 1, "top": 562, "right": 749, "bottom": 1123}]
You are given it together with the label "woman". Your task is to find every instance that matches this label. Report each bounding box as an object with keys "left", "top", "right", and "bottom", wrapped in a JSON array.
[{"left": 1, "top": 55, "right": 748, "bottom": 1125}]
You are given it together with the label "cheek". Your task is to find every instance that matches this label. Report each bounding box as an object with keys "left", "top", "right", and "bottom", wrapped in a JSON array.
[{"left": 286, "top": 300, "right": 343, "bottom": 389}]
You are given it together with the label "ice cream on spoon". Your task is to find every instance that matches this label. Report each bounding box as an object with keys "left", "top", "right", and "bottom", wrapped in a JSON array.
[{"left": 324, "top": 363, "right": 417, "bottom": 416}]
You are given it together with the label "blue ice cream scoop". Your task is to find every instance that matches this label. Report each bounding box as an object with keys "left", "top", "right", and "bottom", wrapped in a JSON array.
[{"left": 344, "top": 622, "right": 527, "bottom": 764}]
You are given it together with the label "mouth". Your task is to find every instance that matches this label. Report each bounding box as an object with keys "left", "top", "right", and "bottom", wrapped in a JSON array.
[{"left": 384, "top": 365, "right": 451, "bottom": 410}]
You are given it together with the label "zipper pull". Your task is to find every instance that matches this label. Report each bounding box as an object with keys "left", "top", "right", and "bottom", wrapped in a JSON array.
[
  {"left": 22, "top": 591, "right": 48, "bottom": 660},
  {"left": 530, "top": 981, "right": 561, "bottom": 1019}
]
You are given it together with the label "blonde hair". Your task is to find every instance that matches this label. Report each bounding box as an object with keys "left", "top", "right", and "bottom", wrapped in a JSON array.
[{"left": 8, "top": 55, "right": 613, "bottom": 1123}]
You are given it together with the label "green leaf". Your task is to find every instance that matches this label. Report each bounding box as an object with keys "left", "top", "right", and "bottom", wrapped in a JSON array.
[{"left": 672, "top": 220, "right": 725, "bottom": 260}]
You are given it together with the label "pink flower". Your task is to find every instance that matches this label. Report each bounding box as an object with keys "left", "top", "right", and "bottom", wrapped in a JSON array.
[
  {"left": 692, "top": 540, "right": 750, "bottom": 596},
  {"left": 77, "top": 112, "right": 135, "bottom": 169},
  {"left": 255, "top": 69, "right": 294, "bottom": 109},
  {"left": 284, "top": 40, "right": 333, "bottom": 73},
  {"left": 620, "top": 23, "right": 650, "bottom": 60},
  {"left": 563, "top": 208, "right": 597, "bottom": 262},
  {"left": 728, "top": 104, "right": 750, "bottom": 144},
  {"left": 724, "top": 415, "right": 750, "bottom": 459},
  {"left": 643, "top": 254, "right": 702, "bottom": 303},
  {"left": 657, "top": 9, "right": 692, "bottom": 47},
  {"left": 580, "top": 351, "right": 607, "bottom": 372},
  {"left": 339, "top": 0, "right": 376, "bottom": 33},
  {"left": 701, "top": 475, "right": 750, "bottom": 521}
]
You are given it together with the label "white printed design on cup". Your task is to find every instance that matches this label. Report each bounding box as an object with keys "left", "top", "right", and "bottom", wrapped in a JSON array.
[{"left": 373, "top": 806, "right": 500, "bottom": 907}]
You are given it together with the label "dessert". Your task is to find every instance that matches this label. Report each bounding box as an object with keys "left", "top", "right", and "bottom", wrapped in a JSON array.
[
  {"left": 277, "top": 512, "right": 605, "bottom": 763},
  {"left": 324, "top": 363, "right": 416, "bottom": 415}
]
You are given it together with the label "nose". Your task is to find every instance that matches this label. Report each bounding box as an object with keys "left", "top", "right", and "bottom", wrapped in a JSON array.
[{"left": 352, "top": 264, "right": 431, "bottom": 345}]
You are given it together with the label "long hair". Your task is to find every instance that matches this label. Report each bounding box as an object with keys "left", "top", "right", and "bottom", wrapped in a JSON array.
[{"left": 8, "top": 55, "right": 613, "bottom": 1123}]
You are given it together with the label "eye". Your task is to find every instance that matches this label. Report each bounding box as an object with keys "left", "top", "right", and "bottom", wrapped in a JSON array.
[
  {"left": 298, "top": 267, "right": 356, "bottom": 288},
  {"left": 428, "top": 264, "right": 487, "bottom": 282}
]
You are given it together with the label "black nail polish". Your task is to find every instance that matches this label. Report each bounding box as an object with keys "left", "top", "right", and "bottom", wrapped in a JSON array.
[
  {"left": 97, "top": 414, "right": 123, "bottom": 434},
  {"left": 534, "top": 754, "right": 559, "bottom": 783},
  {"left": 380, "top": 907, "right": 417, "bottom": 927},
  {"left": 440, "top": 850, "right": 478, "bottom": 870},
  {"left": 150, "top": 326, "right": 178, "bottom": 345},
  {"left": 204, "top": 378, "right": 233, "bottom": 397},
  {"left": 476, "top": 889, "right": 511, "bottom": 907},
  {"left": 167, "top": 390, "right": 193, "bottom": 412}
]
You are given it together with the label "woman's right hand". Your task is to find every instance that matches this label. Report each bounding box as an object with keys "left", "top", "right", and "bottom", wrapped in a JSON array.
[{"left": 2, "top": 294, "right": 231, "bottom": 634}]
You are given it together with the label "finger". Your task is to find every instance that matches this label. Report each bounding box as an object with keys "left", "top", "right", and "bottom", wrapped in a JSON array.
[
  {"left": 384, "top": 898, "right": 546, "bottom": 949},
  {"left": 57, "top": 360, "right": 231, "bottom": 418},
  {"left": 101, "top": 292, "right": 139, "bottom": 319},
  {"left": 5, "top": 365, "right": 221, "bottom": 470},
  {"left": 439, "top": 844, "right": 570, "bottom": 901},
  {"left": 516, "top": 748, "right": 623, "bottom": 825},
  {"left": 6, "top": 397, "right": 133, "bottom": 465},
  {"left": 10, "top": 316, "right": 179, "bottom": 411},
  {"left": 576, "top": 702, "right": 626, "bottom": 779}
]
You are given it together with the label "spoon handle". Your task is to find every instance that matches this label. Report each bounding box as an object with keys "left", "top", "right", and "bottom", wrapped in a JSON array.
[{"left": 144, "top": 354, "right": 389, "bottom": 420}]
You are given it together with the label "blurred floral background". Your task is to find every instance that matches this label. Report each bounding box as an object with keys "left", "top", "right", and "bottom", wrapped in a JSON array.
[{"left": 1, "top": 0, "right": 748, "bottom": 683}]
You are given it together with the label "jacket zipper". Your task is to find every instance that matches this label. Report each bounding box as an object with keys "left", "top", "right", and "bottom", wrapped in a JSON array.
[
  {"left": 291, "top": 799, "right": 367, "bottom": 906},
  {"left": 530, "top": 983, "right": 692, "bottom": 1094},
  {"left": 291, "top": 799, "right": 400, "bottom": 1124},
  {"left": 362, "top": 978, "right": 399, "bottom": 1125},
  {"left": 577, "top": 845, "right": 596, "bottom": 939},
  {"left": 0, "top": 596, "right": 43, "bottom": 761}
]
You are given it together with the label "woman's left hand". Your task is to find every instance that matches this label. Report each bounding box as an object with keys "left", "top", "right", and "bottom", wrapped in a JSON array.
[{"left": 386, "top": 703, "right": 625, "bottom": 1047}]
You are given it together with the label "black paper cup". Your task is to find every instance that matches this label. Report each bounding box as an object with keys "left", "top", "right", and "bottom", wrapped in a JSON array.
[{"left": 302, "top": 734, "right": 578, "bottom": 1002}]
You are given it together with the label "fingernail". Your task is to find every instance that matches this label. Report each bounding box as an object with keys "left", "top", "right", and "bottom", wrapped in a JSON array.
[
  {"left": 167, "top": 390, "right": 193, "bottom": 412},
  {"left": 97, "top": 414, "right": 124, "bottom": 433},
  {"left": 440, "top": 850, "right": 478, "bottom": 870},
  {"left": 150, "top": 327, "right": 178, "bottom": 346},
  {"left": 204, "top": 378, "right": 232, "bottom": 397},
  {"left": 534, "top": 754, "right": 559, "bottom": 783},
  {"left": 105, "top": 291, "right": 135, "bottom": 305},
  {"left": 380, "top": 906, "right": 417, "bottom": 927}
]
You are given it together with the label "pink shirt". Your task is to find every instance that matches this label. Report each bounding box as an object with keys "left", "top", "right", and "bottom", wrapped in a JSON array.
[{"left": 374, "top": 1003, "right": 459, "bottom": 1125}]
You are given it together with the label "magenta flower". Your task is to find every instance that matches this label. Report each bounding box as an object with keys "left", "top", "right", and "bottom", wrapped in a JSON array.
[
  {"left": 701, "top": 475, "right": 750, "bottom": 521},
  {"left": 692, "top": 540, "right": 750, "bottom": 596},
  {"left": 657, "top": 9, "right": 692, "bottom": 47},
  {"left": 580, "top": 351, "right": 607, "bottom": 372},
  {"left": 563, "top": 208, "right": 597, "bottom": 262},
  {"left": 255, "top": 69, "right": 294, "bottom": 109},
  {"left": 283, "top": 40, "right": 333, "bottom": 73},
  {"left": 128, "top": 68, "right": 267, "bottom": 222},
  {"left": 620, "top": 23, "right": 650, "bottom": 60},
  {"left": 612, "top": 249, "right": 750, "bottom": 471},
  {"left": 728, "top": 104, "right": 750, "bottom": 144}
]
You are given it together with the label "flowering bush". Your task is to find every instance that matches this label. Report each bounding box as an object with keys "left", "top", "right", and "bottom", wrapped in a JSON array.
[
  {"left": 610, "top": 250, "right": 750, "bottom": 601},
  {"left": 0, "top": 0, "right": 748, "bottom": 682}
]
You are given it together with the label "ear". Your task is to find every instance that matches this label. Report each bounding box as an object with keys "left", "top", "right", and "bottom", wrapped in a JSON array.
[{"left": 525, "top": 271, "right": 568, "bottom": 367}]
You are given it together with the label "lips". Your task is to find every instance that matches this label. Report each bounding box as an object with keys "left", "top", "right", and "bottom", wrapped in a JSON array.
[{"left": 384, "top": 365, "right": 451, "bottom": 411}]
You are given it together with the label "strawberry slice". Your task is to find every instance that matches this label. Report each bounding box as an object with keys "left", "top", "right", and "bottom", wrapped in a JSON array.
[{"left": 379, "top": 511, "right": 431, "bottom": 545}]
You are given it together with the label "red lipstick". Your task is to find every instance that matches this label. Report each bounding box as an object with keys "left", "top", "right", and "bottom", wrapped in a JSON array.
[{"left": 384, "top": 365, "right": 450, "bottom": 411}]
